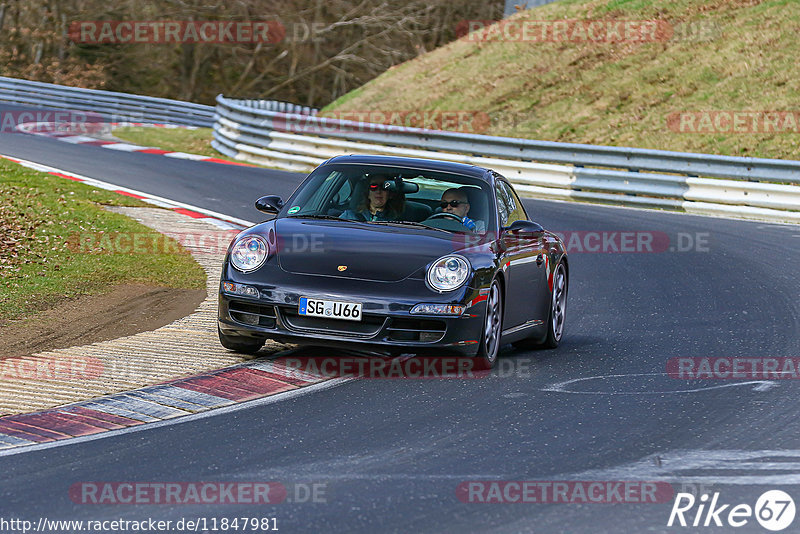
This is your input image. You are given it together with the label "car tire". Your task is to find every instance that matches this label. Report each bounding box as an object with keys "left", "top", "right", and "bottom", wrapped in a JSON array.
[
  {"left": 513, "top": 261, "right": 567, "bottom": 350},
  {"left": 218, "top": 326, "right": 265, "bottom": 355},
  {"left": 473, "top": 279, "right": 503, "bottom": 370}
]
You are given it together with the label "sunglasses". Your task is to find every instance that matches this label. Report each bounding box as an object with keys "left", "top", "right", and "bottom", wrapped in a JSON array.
[
  {"left": 439, "top": 200, "right": 468, "bottom": 208},
  {"left": 368, "top": 183, "right": 387, "bottom": 191}
]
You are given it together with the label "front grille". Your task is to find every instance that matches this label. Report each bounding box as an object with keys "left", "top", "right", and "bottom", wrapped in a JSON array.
[
  {"left": 280, "top": 308, "right": 385, "bottom": 337},
  {"left": 229, "top": 301, "right": 276, "bottom": 328},
  {"left": 387, "top": 318, "right": 447, "bottom": 342}
]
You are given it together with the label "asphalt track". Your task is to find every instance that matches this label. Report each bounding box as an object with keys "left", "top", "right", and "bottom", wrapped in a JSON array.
[{"left": 1, "top": 103, "right": 800, "bottom": 533}]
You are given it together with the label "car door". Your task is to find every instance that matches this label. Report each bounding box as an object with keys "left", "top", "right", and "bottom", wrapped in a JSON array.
[{"left": 495, "top": 180, "right": 548, "bottom": 328}]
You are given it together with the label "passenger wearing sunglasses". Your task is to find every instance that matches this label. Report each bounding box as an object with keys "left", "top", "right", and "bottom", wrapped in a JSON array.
[
  {"left": 439, "top": 188, "right": 476, "bottom": 231},
  {"left": 340, "top": 174, "right": 405, "bottom": 222}
]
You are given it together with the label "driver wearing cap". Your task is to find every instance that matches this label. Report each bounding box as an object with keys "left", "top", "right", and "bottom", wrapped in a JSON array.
[
  {"left": 440, "top": 188, "right": 476, "bottom": 231},
  {"left": 340, "top": 174, "right": 405, "bottom": 222}
]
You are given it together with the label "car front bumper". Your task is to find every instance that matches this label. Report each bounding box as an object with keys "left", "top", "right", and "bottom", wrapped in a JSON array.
[{"left": 217, "top": 277, "right": 488, "bottom": 356}]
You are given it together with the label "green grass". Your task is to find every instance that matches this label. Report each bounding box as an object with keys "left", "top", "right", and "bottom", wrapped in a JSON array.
[
  {"left": 113, "top": 126, "right": 225, "bottom": 158},
  {"left": 113, "top": 126, "right": 272, "bottom": 167},
  {"left": 322, "top": 0, "right": 800, "bottom": 160},
  {"left": 0, "top": 158, "right": 206, "bottom": 321}
]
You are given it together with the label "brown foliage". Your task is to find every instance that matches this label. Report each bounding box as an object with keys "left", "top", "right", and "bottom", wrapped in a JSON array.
[
  {"left": 0, "top": 0, "right": 502, "bottom": 107},
  {"left": 0, "top": 185, "right": 50, "bottom": 278}
]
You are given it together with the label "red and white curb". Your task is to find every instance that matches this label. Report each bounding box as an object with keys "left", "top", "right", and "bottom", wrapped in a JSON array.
[
  {"left": 0, "top": 153, "right": 252, "bottom": 230},
  {"left": 14, "top": 121, "right": 256, "bottom": 168},
  {"left": 0, "top": 357, "right": 341, "bottom": 452},
  {"left": 0, "top": 154, "right": 334, "bottom": 452},
  {"left": 111, "top": 122, "right": 198, "bottom": 129}
]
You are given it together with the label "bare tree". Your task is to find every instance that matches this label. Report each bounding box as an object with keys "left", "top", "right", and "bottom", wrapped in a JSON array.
[{"left": 0, "top": 0, "right": 503, "bottom": 106}]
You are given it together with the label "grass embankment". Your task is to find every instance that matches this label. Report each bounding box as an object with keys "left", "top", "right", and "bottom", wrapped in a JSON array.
[
  {"left": 322, "top": 0, "right": 800, "bottom": 160},
  {"left": 0, "top": 158, "right": 205, "bottom": 321},
  {"left": 114, "top": 126, "right": 255, "bottom": 167}
]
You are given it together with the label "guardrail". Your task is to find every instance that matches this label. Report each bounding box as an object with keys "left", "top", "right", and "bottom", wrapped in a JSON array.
[
  {"left": 1, "top": 77, "right": 795, "bottom": 224},
  {"left": 213, "top": 96, "right": 800, "bottom": 224},
  {"left": 0, "top": 76, "right": 215, "bottom": 127}
]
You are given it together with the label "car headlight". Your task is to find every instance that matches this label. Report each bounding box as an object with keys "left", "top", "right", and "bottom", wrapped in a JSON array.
[
  {"left": 230, "top": 235, "right": 269, "bottom": 272},
  {"left": 427, "top": 255, "right": 470, "bottom": 292}
]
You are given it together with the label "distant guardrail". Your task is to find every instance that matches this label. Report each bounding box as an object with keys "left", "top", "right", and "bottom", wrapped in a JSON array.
[
  {"left": 213, "top": 95, "right": 800, "bottom": 224},
  {"left": 0, "top": 76, "right": 215, "bottom": 127},
  {"left": 0, "top": 77, "right": 796, "bottom": 223}
]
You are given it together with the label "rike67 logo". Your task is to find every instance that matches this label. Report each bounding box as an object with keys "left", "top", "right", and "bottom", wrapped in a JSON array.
[{"left": 668, "top": 490, "right": 796, "bottom": 531}]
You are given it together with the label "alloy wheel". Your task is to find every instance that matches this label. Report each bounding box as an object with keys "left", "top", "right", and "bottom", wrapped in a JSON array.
[
  {"left": 552, "top": 264, "right": 567, "bottom": 341},
  {"left": 483, "top": 282, "right": 502, "bottom": 362}
]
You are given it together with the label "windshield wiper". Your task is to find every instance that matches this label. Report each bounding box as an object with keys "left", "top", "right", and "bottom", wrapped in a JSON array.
[
  {"left": 287, "top": 216, "right": 466, "bottom": 234},
  {"left": 286, "top": 214, "right": 342, "bottom": 221},
  {"left": 370, "top": 220, "right": 451, "bottom": 233}
]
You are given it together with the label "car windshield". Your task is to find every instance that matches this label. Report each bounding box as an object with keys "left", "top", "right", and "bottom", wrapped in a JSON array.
[{"left": 280, "top": 164, "right": 493, "bottom": 234}]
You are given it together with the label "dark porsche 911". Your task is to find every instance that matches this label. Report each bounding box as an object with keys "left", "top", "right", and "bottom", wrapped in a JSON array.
[{"left": 217, "top": 155, "right": 568, "bottom": 368}]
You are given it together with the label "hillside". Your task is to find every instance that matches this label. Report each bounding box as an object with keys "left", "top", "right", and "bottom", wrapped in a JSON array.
[{"left": 323, "top": 0, "right": 800, "bottom": 160}]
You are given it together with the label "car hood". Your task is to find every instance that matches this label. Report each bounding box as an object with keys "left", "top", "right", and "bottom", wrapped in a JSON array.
[{"left": 275, "top": 218, "right": 460, "bottom": 282}]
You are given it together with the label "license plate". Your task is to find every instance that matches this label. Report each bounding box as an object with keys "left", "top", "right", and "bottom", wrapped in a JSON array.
[{"left": 299, "top": 297, "right": 362, "bottom": 321}]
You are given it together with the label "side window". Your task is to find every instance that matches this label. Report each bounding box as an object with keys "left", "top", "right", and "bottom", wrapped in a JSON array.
[
  {"left": 331, "top": 179, "right": 352, "bottom": 205},
  {"left": 299, "top": 170, "right": 341, "bottom": 213},
  {"left": 500, "top": 181, "right": 527, "bottom": 224},
  {"left": 290, "top": 171, "right": 354, "bottom": 216},
  {"left": 495, "top": 183, "right": 509, "bottom": 227}
]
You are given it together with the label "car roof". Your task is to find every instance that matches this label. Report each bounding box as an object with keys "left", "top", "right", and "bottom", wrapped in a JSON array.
[{"left": 323, "top": 155, "right": 492, "bottom": 181}]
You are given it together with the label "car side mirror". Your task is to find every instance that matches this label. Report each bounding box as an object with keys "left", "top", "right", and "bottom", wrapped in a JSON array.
[
  {"left": 255, "top": 195, "right": 284, "bottom": 214},
  {"left": 503, "top": 220, "right": 544, "bottom": 235}
]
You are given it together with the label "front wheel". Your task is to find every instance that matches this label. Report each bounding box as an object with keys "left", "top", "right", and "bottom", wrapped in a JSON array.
[
  {"left": 218, "top": 326, "right": 265, "bottom": 354},
  {"left": 473, "top": 280, "right": 503, "bottom": 370}
]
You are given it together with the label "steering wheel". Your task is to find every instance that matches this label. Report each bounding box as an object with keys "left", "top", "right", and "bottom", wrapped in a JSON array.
[{"left": 426, "top": 212, "right": 463, "bottom": 223}]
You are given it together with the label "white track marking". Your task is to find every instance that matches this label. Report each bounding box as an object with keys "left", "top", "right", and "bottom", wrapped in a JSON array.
[
  {"left": 57, "top": 135, "right": 100, "bottom": 144},
  {"left": 0, "top": 153, "right": 255, "bottom": 227},
  {"left": 102, "top": 142, "right": 156, "bottom": 151},
  {"left": 542, "top": 373, "right": 777, "bottom": 395},
  {"left": 163, "top": 152, "right": 210, "bottom": 160},
  {"left": 570, "top": 449, "right": 800, "bottom": 485}
]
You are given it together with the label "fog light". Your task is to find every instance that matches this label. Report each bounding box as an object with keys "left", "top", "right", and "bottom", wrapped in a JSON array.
[
  {"left": 222, "top": 282, "right": 260, "bottom": 298},
  {"left": 237, "top": 313, "right": 259, "bottom": 325},
  {"left": 410, "top": 304, "right": 465, "bottom": 316}
]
